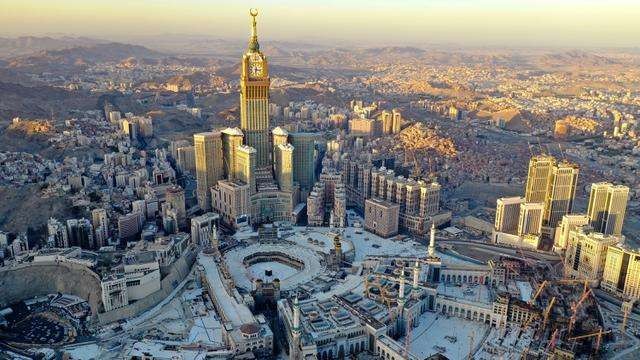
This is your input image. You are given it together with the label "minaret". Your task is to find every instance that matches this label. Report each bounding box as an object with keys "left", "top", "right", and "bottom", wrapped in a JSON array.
[
  {"left": 412, "top": 260, "right": 420, "bottom": 291},
  {"left": 290, "top": 296, "right": 301, "bottom": 360},
  {"left": 398, "top": 270, "right": 406, "bottom": 309},
  {"left": 210, "top": 223, "right": 219, "bottom": 249},
  {"left": 333, "top": 234, "right": 342, "bottom": 266},
  {"left": 396, "top": 270, "right": 406, "bottom": 338},
  {"left": 428, "top": 222, "right": 436, "bottom": 257}
]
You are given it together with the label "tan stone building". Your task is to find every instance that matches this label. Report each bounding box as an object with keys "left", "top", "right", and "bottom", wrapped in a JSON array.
[
  {"left": 194, "top": 131, "right": 223, "bottom": 211},
  {"left": 211, "top": 180, "right": 250, "bottom": 228},
  {"left": 365, "top": 198, "right": 400, "bottom": 238},
  {"left": 602, "top": 244, "right": 640, "bottom": 301}
]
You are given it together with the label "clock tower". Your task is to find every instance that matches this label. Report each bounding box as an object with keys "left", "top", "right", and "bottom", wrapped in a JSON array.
[{"left": 240, "top": 9, "right": 271, "bottom": 169}]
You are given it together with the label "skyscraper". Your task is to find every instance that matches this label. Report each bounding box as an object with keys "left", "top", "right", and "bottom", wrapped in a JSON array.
[
  {"left": 587, "top": 182, "right": 629, "bottom": 236},
  {"left": 517, "top": 202, "right": 544, "bottom": 236},
  {"left": 564, "top": 227, "right": 620, "bottom": 280},
  {"left": 381, "top": 110, "right": 393, "bottom": 134},
  {"left": 290, "top": 132, "right": 316, "bottom": 194},
  {"left": 240, "top": 10, "right": 271, "bottom": 168},
  {"left": 524, "top": 155, "right": 556, "bottom": 203},
  {"left": 47, "top": 218, "right": 69, "bottom": 248},
  {"left": 194, "top": 131, "right": 224, "bottom": 211},
  {"left": 166, "top": 185, "right": 187, "bottom": 229},
  {"left": 91, "top": 208, "right": 109, "bottom": 248},
  {"left": 554, "top": 214, "right": 589, "bottom": 252},
  {"left": 67, "top": 218, "right": 94, "bottom": 249},
  {"left": 235, "top": 145, "right": 257, "bottom": 194},
  {"left": 495, "top": 197, "right": 524, "bottom": 234},
  {"left": 221, "top": 127, "right": 244, "bottom": 180},
  {"left": 274, "top": 143, "right": 294, "bottom": 191},
  {"left": 602, "top": 244, "right": 640, "bottom": 301},
  {"left": 544, "top": 161, "right": 579, "bottom": 227},
  {"left": 272, "top": 126, "right": 289, "bottom": 148},
  {"left": 392, "top": 109, "right": 402, "bottom": 134}
]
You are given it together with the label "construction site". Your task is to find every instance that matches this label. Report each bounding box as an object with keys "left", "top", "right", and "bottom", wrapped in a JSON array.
[{"left": 517, "top": 280, "right": 610, "bottom": 359}]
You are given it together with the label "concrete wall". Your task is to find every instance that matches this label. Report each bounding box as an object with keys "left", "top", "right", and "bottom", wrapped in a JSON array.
[
  {"left": 0, "top": 261, "right": 103, "bottom": 314},
  {"left": 97, "top": 248, "right": 197, "bottom": 325}
]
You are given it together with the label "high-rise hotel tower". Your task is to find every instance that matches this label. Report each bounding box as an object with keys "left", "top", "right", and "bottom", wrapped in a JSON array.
[{"left": 240, "top": 9, "right": 271, "bottom": 169}]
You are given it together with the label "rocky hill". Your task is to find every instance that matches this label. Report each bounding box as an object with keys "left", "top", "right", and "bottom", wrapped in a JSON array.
[
  {"left": 7, "top": 42, "right": 164, "bottom": 71},
  {"left": 0, "top": 36, "right": 106, "bottom": 59}
]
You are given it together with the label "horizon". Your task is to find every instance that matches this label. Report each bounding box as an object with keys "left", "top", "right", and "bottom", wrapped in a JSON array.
[{"left": 3, "top": 0, "right": 640, "bottom": 49}]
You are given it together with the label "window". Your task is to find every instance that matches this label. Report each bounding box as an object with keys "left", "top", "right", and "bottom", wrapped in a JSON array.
[{"left": 126, "top": 280, "right": 141, "bottom": 287}]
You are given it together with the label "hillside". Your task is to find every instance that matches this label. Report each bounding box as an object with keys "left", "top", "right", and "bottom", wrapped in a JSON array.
[
  {"left": 7, "top": 42, "right": 164, "bottom": 71},
  {"left": 0, "top": 36, "right": 106, "bottom": 59}
]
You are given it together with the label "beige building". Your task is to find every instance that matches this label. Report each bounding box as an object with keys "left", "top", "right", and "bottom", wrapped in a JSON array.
[
  {"left": 101, "top": 274, "right": 128, "bottom": 312},
  {"left": 564, "top": 227, "right": 621, "bottom": 281},
  {"left": 211, "top": 180, "right": 250, "bottom": 228},
  {"left": 340, "top": 162, "right": 444, "bottom": 235},
  {"left": 274, "top": 143, "right": 294, "bottom": 191},
  {"left": 587, "top": 182, "right": 629, "bottom": 236},
  {"left": 495, "top": 197, "right": 524, "bottom": 234},
  {"left": 234, "top": 145, "right": 257, "bottom": 194},
  {"left": 272, "top": 126, "right": 289, "bottom": 148},
  {"left": 517, "top": 202, "right": 544, "bottom": 236},
  {"left": 319, "top": 170, "right": 342, "bottom": 208},
  {"left": 91, "top": 208, "right": 109, "bottom": 248},
  {"left": 370, "top": 167, "right": 442, "bottom": 234},
  {"left": 176, "top": 145, "right": 196, "bottom": 174},
  {"left": 349, "top": 118, "right": 382, "bottom": 137},
  {"left": 602, "top": 244, "right": 640, "bottom": 301},
  {"left": 165, "top": 185, "right": 187, "bottom": 229},
  {"left": 544, "top": 161, "right": 579, "bottom": 227},
  {"left": 194, "top": 131, "right": 224, "bottom": 211},
  {"left": 392, "top": 109, "right": 402, "bottom": 134},
  {"left": 380, "top": 109, "right": 401, "bottom": 135},
  {"left": 190, "top": 212, "right": 220, "bottom": 247},
  {"left": 553, "top": 214, "right": 589, "bottom": 252},
  {"left": 307, "top": 182, "right": 325, "bottom": 226},
  {"left": 332, "top": 184, "right": 347, "bottom": 228},
  {"left": 365, "top": 198, "right": 400, "bottom": 238},
  {"left": 221, "top": 127, "right": 244, "bottom": 180},
  {"left": 250, "top": 190, "right": 293, "bottom": 225},
  {"left": 524, "top": 155, "right": 556, "bottom": 203}
]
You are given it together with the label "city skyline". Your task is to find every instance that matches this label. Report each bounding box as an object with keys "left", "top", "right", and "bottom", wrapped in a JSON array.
[
  {"left": 0, "top": 4, "right": 639, "bottom": 359},
  {"left": 2, "top": 0, "right": 640, "bottom": 48}
]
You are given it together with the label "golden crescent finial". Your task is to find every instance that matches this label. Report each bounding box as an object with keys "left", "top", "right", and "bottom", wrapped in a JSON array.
[{"left": 249, "top": 8, "right": 258, "bottom": 17}]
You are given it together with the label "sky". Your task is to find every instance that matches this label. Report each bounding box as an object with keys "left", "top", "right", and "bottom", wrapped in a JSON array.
[{"left": 2, "top": 0, "right": 640, "bottom": 48}]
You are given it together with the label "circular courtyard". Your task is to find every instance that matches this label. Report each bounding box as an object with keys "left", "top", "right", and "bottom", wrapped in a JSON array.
[{"left": 223, "top": 243, "right": 324, "bottom": 291}]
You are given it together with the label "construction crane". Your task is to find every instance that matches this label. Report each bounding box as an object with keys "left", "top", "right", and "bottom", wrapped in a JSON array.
[
  {"left": 529, "top": 278, "right": 587, "bottom": 306},
  {"left": 545, "top": 328, "right": 560, "bottom": 353},
  {"left": 542, "top": 297, "right": 557, "bottom": 331},
  {"left": 568, "top": 288, "right": 592, "bottom": 336},
  {"left": 529, "top": 280, "right": 548, "bottom": 305},
  {"left": 621, "top": 300, "right": 635, "bottom": 333},
  {"left": 567, "top": 327, "right": 611, "bottom": 351}
]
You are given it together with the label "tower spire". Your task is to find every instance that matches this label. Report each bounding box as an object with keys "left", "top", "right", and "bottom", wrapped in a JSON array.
[
  {"left": 412, "top": 260, "right": 420, "bottom": 290},
  {"left": 248, "top": 8, "right": 260, "bottom": 52},
  {"left": 428, "top": 222, "right": 436, "bottom": 257}
]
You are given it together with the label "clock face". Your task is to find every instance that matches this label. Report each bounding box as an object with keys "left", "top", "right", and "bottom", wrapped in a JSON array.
[{"left": 249, "top": 62, "right": 263, "bottom": 78}]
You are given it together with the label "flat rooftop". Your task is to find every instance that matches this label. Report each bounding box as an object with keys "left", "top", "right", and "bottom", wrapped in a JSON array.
[{"left": 198, "top": 253, "right": 255, "bottom": 327}]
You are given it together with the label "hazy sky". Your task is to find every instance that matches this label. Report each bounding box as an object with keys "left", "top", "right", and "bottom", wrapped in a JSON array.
[{"left": 2, "top": 0, "right": 640, "bottom": 47}]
